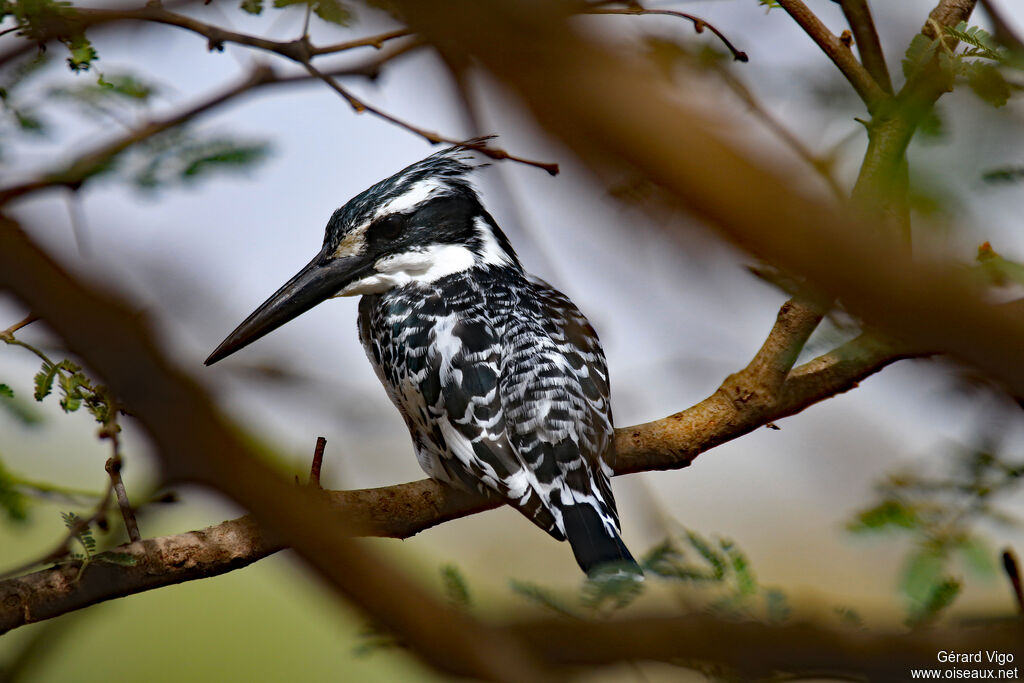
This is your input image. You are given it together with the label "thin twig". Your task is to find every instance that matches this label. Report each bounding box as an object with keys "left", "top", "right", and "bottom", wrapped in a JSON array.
[
  {"left": 587, "top": 7, "right": 748, "bottom": 62},
  {"left": 775, "top": 0, "right": 888, "bottom": 111},
  {"left": 2, "top": 314, "right": 40, "bottom": 337},
  {"left": 839, "top": 0, "right": 893, "bottom": 94},
  {"left": 300, "top": 60, "right": 560, "bottom": 175},
  {"left": 309, "top": 436, "right": 326, "bottom": 489},
  {"left": 104, "top": 455, "right": 141, "bottom": 543}
]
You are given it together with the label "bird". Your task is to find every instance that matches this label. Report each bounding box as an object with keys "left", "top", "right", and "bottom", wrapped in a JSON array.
[{"left": 205, "top": 145, "right": 640, "bottom": 579}]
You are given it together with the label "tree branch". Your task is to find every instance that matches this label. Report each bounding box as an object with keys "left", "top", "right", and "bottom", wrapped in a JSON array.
[
  {"left": 586, "top": 6, "right": 748, "bottom": 62},
  {"left": 0, "top": 317, "right": 908, "bottom": 633},
  {"left": 838, "top": 0, "right": 893, "bottom": 94},
  {"left": 775, "top": 0, "right": 888, "bottom": 110}
]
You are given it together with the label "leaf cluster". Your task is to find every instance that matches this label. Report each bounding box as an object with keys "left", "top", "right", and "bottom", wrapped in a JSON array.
[
  {"left": 848, "top": 443, "right": 1021, "bottom": 625},
  {"left": 903, "top": 23, "right": 1019, "bottom": 109},
  {"left": 0, "top": 0, "right": 97, "bottom": 72},
  {"left": 238, "top": 0, "right": 352, "bottom": 26}
]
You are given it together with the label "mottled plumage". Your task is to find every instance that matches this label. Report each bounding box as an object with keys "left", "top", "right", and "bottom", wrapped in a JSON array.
[{"left": 207, "top": 147, "right": 638, "bottom": 577}]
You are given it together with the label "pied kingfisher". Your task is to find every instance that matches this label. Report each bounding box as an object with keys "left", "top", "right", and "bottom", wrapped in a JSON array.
[{"left": 206, "top": 146, "right": 639, "bottom": 578}]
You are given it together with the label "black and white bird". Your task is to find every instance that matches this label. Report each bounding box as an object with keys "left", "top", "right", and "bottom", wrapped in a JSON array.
[{"left": 206, "top": 146, "right": 640, "bottom": 579}]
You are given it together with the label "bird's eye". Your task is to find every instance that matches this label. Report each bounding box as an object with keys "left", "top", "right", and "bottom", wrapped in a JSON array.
[{"left": 372, "top": 214, "right": 404, "bottom": 240}]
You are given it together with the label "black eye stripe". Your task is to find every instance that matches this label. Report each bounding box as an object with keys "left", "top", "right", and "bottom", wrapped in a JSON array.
[{"left": 371, "top": 214, "right": 405, "bottom": 240}]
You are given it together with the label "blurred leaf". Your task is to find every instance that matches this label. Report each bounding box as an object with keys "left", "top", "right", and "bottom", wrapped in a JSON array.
[
  {"left": 0, "top": 458, "right": 29, "bottom": 522},
  {"left": 272, "top": 0, "right": 351, "bottom": 26},
  {"left": 62, "top": 33, "right": 97, "bottom": 73},
  {"left": 440, "top": 564, "right": 472, "bottom": 609},
  {"left": 903, "top": 34, "right": 939, "bottom": 80},
  {"left": 763, "top": 588, "right": 790, "bottom": 623},
  {"left": 95, "top": 73, "right": 155, "bottom": 100},
  {"left": 580, "top": 567, "right": 645, "bottom": 612},
  {"left": 721, "top": 539, "right": 757, "bottom": 596},
  {"left": 0, "top": 385, "right": 43, "bottom": 425},
  {"left": 901, "top": 547, "right": 947, "bottom": 604},
  {"left": 685, "top": 529, "right": 727, "bottom": 581},
  {"left": 180, "top": 140, "right": 269, "bottom": 180},
  {"left": 14, "top": 109, "right": 45, "bottom": 134},
  {"left": 966, "top": 62, "right": 1010, "bottom": 107},
  {"left": 954, "top": 535, "right": 997, "bottom": 577},
  {"left": 981, "top": 167, "right": 1024, "bottom": 184},
  {"left": 848, "top": 499, "right": 920, "bottom": 533},
  {"left": 508, "top": 580, "right": 580, "bottom": 619},
  {"left": 239, "top": 0, "right": 264, "bottom": 14},
  {"left": 907, "top": 577, "right": 961, "bottom": 627}
]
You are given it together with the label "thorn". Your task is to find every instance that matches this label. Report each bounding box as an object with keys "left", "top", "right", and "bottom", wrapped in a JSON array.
[
  {"left": 309, "top": 436, "right": 326, "bottom": 489},
  {"left": 765, "top": 422, "right": 781, "bottom": 431}
]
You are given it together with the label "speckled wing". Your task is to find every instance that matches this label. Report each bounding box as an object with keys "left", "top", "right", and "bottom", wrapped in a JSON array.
[
  {"left": 357, "top": 287, "right": 565, "bottom": 537},
  {"left": 497, "top": 275, "right": 621, "bottom": 538}
]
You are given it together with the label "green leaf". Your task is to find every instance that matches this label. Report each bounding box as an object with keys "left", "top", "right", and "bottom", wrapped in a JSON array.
[
  {"left": 848, "top": 499, "right": 920, "bottom": 532},
  {"left": 34, "top": 362, "right": 60, "bottom": 401},
  {"left": 907, "top": 577, "right": 961, "bottom": 627},
  {"left": 508, "top": 580, "right": 580, "bottom": 618},
  {"left": 966, "top": 62, "right": 1010, "bottom": 107},
  {"left": 14, "top": 109, "right": 45, "bottom": 134},
  {"left": 62, "top": 33, "right": 97, "bottom": 73},
  {"left": 903, "top": 34, "right": 938, "bottom": 80},
  {"left": 685, "top": 529, "right": 727, "bottom": 580},
  {"left": 96, "top": 73, "right": 154, "bottom": 100},
  {"left": 954, "top": 535, "right": 997, "bottom": 577},
  {"left": 901, "top": 547, "right": 948, "bottom": 604},
  {"left": 0, "top": 459, "right": 29, "bottom": 522},
  {"left": 944, "top": 22, "right": 1003, "bottom": 62},
  {"left": 581, "top": 565, "right": 645, "bottom": 612},
  {"left": 982, "top": 167, "right": 1024, "bottom": 184},
  {"left": 239, "top": 0, "right": 263, "bottom": 14},
  {"left": 721, "top": 539, "right": 757, "bottom": 596},
  {"left": 311, "top": 0, "right": 351, "bottom": 25},
  {"left": 179, "top": 140, "right": 269, "bottom": 180},
  {"left": 270, "top": 0, "right": 351, "bottom": 25},
  {"left": 0, "top": 384, "right": 11, "bottom": 398},
  {"left": 439, "top": 564, "right": 472, "bottom": 609}
]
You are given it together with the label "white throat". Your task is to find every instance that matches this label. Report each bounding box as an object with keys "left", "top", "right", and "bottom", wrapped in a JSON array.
[{"left": 336, "top": 244, "right": 477, "bottom": 296}]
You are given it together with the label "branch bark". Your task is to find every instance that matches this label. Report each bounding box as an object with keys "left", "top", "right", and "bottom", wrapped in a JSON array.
[{"left": 775, "top": 0, "right": 888, "bottom": 110}]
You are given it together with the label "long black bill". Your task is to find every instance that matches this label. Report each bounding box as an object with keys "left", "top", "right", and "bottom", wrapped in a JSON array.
[{"left": 205, "top": 249, "right": 365, "bottom": 366}]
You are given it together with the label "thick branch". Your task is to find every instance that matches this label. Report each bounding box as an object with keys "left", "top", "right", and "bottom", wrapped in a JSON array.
[{"left": 775, "top": 0, "right": 888, "bottom": 110}]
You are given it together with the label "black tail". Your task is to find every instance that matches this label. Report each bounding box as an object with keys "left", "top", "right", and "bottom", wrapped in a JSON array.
[{"left": 561, "top": 503, "right": 642, "bottom": 579}]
